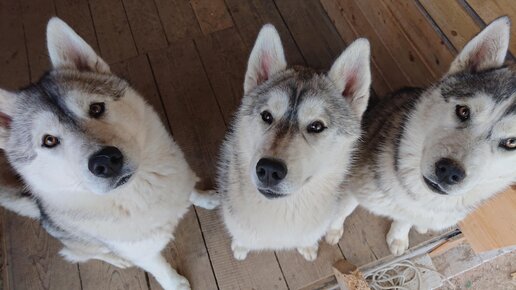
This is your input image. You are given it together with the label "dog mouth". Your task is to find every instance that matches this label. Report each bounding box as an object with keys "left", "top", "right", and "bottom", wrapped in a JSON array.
[
  {"left": 257, "top": 188, "right": 286, "bottom": 199},
  {"left": 423, "top": 176, "right": 447, "bottom": 195},
  {"left": 115, "top": 174, "right": 133, "bottom": 188}
]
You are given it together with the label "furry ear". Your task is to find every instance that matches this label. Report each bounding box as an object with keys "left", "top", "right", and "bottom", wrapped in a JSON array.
[
  {"left": 47, "top": 17, "right": 110, "bottom": 73},
  {"left": 244, "top": 24, "right": 287, "bottom": 94},
  {"left": 448, "top": 17, "right": 510, "bottom": 75},
  {"left": 0, "top": 89, "right": 16, "bottom": 148},
  {"left": 328, "top": 38, "right": 371, "bottom": 118}
]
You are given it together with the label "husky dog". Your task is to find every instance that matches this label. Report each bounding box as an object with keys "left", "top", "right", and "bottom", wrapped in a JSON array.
[
  {"left": 218, "top": 24, "right": 371, "bottom": 261},
  {"left": 334, "top": 17, "right": 516, "bottom": 256},
  {"left": 0, "top": 18, "right": 212, "bottom": 290}
]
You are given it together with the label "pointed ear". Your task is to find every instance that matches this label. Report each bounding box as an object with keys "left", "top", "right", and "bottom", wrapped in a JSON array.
[
  {"left": 0, "top": 89, "right": 16, "bottom": 148},
  {"left": 448, "top": 17, "right": 510, "bottom": 75},
  {"left": 244, "top": 24, "right": 287, "bottom": 94},
  {"left": 328, "top": 38, "right": 371, "bottom": 118},
  {"left": 47, "top": 17, "right": 110, "bottom": 73}
]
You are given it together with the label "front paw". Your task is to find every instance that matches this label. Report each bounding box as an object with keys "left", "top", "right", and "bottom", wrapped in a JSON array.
[
  {"left": 297, "top": 246, "right": 318, "bottom": 261},
  {"left": 386, "top": 236, "right": 409, "bottom": 256},
  {"left": 231, "top": 242, "right": 249, "bottom": 261},
  {"left": 174, "top": 276, "right": 191, "bottom": 290},
  {"left": 325, "top": 227, "right": 344, "bottom": 245}
]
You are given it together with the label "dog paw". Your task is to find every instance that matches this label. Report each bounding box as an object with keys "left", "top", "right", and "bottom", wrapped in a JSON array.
[
  {"left": 325, "top": 228, "right": 344, "bottom": 245},
  {"left": 387, "top": 237, "right": 409, "bottom": 256},
  {"left": 174, "top": 277, "right": 191, "bottom": 290},
  {"left": 297, "top": 246, "right": 318, "bottom": 261},
  {"left": 231, "top": 243, "right": 249, "bottom": 261},
  {"left": 190, "top": 190, "right": 220, "bottom": 210},
  {"left": 415, "top": 226, "right": 428, "bottom": 234}
]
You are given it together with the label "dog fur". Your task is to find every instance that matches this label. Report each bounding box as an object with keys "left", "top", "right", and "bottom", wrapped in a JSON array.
[
  {"left": 0, "top": 18, "right": 206, "bottom": 290},
  {"left": 336, "top": 17, "right": 516, "bottom": 256},
  {"left": 218, "top": 24, "right": 372, "bottom": 261}
]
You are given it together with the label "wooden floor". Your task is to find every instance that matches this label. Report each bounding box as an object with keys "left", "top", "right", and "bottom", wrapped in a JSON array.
[{"left": 0, "top": 0, "right": 513, "bottom": 289}]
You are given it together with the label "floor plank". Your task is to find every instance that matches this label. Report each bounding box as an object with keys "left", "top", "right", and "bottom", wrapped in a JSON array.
[
  {"left": 0, "top": 0, "right": 30, "bottom": 89},
  {"left": 19, "top": 0, "right": 55, "bottom": 81},
  {"left": 122, "top": 0, "right": 168, "bottom": 54},
  {"left": 154, "top": 0, "right": 203, "bottom": 42},
  {"left": 6, "top": 215, "right": 82, "bottom": 290},
  {"left": 466, "top": 0, "right": 516, "bottom": 53},
  {"left": 275, "top": 0, "right": 346, "bottom": 70},
  {"left": 225, "top": 0, "right": 305, "bottom": 65},
  {"left": 54, "top": 0, "right": 100, "bottom": 52},
  {"left": 418, "top": 0, "right": 481, "bottom": 52},
  {"left": 195, "top": 27, "right": 248, "bottom": 124},
  {"left": 89, "top": 0, "right": 138, "bottom": 63},
  {"left": 79, "top": 261, "right": 149, "bottom": 290},
  {"left": 320, "top": 0, "right": 403, "bottom": 95},
  {"left": 148, "top": 41, "right": 224, "bottom": 290},
  {"left": 191, "top": 0, "right": 234, "bottom": 35}
]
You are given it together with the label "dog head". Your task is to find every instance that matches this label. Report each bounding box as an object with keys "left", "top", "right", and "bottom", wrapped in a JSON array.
[
  {"left": 399, "top": 17, "right": 516, "bottom": 197},
  {"left": 235, "top": 25, "right": 371, "bottom": 199},
  {"left": 0, "top": 18, "right": 149, "bottom": 195}
]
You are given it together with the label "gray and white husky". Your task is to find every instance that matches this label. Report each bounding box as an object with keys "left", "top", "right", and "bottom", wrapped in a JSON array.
[
  {"left": 218, "top": 24, "right": 372, "bottom": 261},
  {"left": 334, "top": 17, "right": 516, "bottom": 256},
  {"left": 0, "top": 18, "right": 211, "bottom": 290}
]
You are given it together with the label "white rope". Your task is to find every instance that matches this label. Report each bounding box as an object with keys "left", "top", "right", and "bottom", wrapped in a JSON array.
[{"left": 364, "top": 259, "right": 455, "bottom": 290}]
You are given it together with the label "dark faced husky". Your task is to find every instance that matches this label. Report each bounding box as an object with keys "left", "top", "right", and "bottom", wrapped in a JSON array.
[
  {"left": 218, "top": 24, "right": 371, "bottom": 261},
  {"left": 336, "top": 17, "right": 516, "bottom": 256},
  {"left": 0, "top": 18, "right": 208, "bottom": 289}
]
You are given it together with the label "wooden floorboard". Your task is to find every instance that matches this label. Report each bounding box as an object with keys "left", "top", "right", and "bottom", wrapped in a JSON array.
[{"left": 0, "top": 0, "right": 513, "bottom": 289}]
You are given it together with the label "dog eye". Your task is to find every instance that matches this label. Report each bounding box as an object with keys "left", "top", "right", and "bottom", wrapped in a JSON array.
[
  {"left": 261, "top": 111, "right": 273, "bottom": 125},
  {"left": 500, "top": 138, "right": 516, "bottom": 150},
  {"left": 307, "top": 121, "right": 326, "bottom": 133},
  {"left": 455, "top": 105, "right": 470, "bottom": 121},
  {"left": 89, "top": 102, "right": 105, "bottom": 118},
  {"left": 42, "top": 134, "right": 60, "bottom": 148}
]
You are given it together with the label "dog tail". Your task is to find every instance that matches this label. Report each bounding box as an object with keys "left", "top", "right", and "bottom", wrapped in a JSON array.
[
  {"left": 0, "top": 187, "right": 41, "bottom": 219},
  {"left": 0, "top": 155, "right": 40, "bottom": 219},
  {"left": 190, "top": 189, "right": 221, "bottom": 210}
]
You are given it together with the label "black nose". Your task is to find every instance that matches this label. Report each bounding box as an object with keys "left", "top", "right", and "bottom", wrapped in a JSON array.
[
  {"left": 435, "top": 158, "right": 466, "bottom": 186},
  {"left": 88, "top": 146, "right": 124, "bottom": 178},
  {"left": 256, "top": 158, "right": 288, "bottom": 187}
]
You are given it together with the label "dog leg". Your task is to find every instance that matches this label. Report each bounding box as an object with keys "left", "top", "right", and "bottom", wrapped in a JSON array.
[
  {"left": 325, "top": 195, "right": 358, "bottom": 245},
  {"left": 231, "top": 241, "right": 249, "bottom": 260},
  {"left": 189, "top": 189, "right": 220, "bottom": 210},
  {"left": 297, "top": 244, "right": 319, "bottom": 261},
  {"left": 386, "top": 220, "right": 412, "bottom": 256}
]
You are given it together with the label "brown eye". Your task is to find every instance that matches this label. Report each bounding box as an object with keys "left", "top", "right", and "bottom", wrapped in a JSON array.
[
  {"left": 307, "top": 121, "right": 326, "bottom": 133},
  {"left": 455, "top": 105, "right": 470, "bottom": 121},
  {"left": 261, "top": 111, "right": 273, "bottom": 125},
  {"left": 501, "top": 138, "right": 516, "bottom": 150},
  {"left": 42, "top": 135, "right": 60, "bottom": 148},
  {"left": 89, "top": 102, "right": 105, "bottom": 118}
]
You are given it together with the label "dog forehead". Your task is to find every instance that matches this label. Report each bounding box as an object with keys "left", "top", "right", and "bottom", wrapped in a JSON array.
[{"left": 441, "top": 67, "right": 516, "bottom": 102}]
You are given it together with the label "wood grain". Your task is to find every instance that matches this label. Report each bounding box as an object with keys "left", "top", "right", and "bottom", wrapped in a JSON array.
[
  {"left": 19, "top": 0, "right": 55, "bottom": 81},
  {"left": 466, "top": 0, "right": 516, "bottom": 53},
  {"left": 191, "top": 0, "right": 233, "bottom": 35},
  {"left": 419, "top": 0, "right": 481, "bottom": 51},
  {"left": 225, "top": 0, "right": 305, "bottom": 65},
  {"left": 89, "top": 0, "right": 138, "bottom": 63},
  {"left": 460, "top": 188, "right": 516, "bottom": 253},
  {"left": 122, "top": 0, "right": 168, "bottom": 53},
  {"left": 54, "top": 0, "right": 99, "bottom": 52},
  {"left": 154, "top": 0, "right": 203, "bottom": 42}
]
